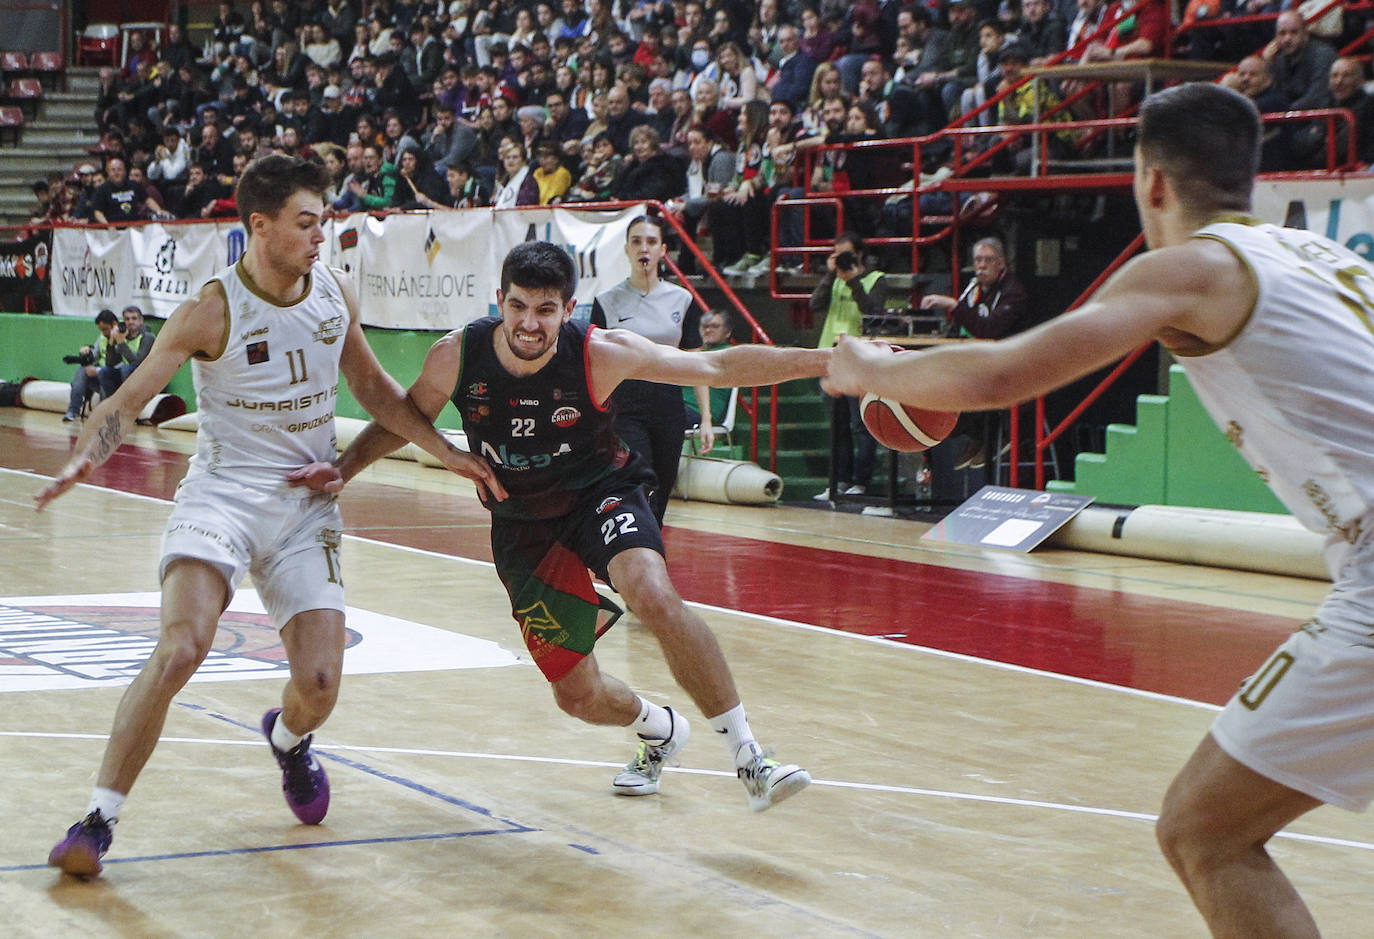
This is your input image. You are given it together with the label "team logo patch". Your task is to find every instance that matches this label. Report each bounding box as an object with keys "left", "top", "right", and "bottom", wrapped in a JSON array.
[
  {"left": 468, "top": 381, "right": 488, "bottom": 396},
  {"left": 552, "top": 406, "right": 580, "bottom": 428},
  {"left": 0, "top": 592, "right": 518, "bottom": 693},
  {"left": 596, "top": 496, "right": 622, "bottom": 514},
  {"left": 338, "top": 228, "right": 359, "bottom": 250},
  {"left": 313, "top": 315, "right": 345, "bottom": 345},
  {"left": 246, "top": 340, "right": 270, "bottom": 364}
]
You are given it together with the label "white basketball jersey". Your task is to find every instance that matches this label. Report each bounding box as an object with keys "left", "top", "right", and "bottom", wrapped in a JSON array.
[
  {"left": 185, "top": 259, "right": 348, "bottom": 490},
  {"left": 1181, "top": 219, "right": 1374, "bottom": 552}
]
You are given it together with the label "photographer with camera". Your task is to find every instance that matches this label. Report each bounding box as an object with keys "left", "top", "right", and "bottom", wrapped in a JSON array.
[
  {"left": 809, "top": 232, "right": 887, "bottom": 499},
  {"left": 62, "top": 309, "right": 121, "bottom": 422},
  {"left": 98, "top": 305, "right": 156, "bottom": 402}
]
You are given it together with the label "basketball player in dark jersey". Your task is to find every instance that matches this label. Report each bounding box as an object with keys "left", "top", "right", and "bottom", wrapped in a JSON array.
[{"left": 295, "top": 241, "right": 831, "bottom": 810}]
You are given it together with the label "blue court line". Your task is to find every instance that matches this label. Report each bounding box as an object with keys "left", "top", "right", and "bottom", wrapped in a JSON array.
[
  {"left": 1, "top": 827, "right": 535, "bottom": 873},
  {"left": 189, "top": 704, "right": 535, "bottom": 830}
]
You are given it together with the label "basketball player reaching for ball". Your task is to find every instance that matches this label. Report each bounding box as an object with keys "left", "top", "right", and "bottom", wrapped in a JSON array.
[
  {"left": 828, "top": 82, "right": 1374, "bottom": 937},
  {"left": 293, "top": 241, "right": 829, "bottom": 811},
  {"left": 36, "top": 155, "right": 505, "bottom": 878}
]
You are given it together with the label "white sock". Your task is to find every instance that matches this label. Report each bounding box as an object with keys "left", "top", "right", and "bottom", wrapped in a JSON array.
[
  {"left": 271, "top": 713, "right": 306, "bottom": 752},
  {"left": 708, "top": 704, "right": 761, "bottom": 767},
  {"left": 86, "top": 787, "right": 125, "bottom": 824},
  {"left": 631, "top": 697, "right": 674, "bottom": 742}
]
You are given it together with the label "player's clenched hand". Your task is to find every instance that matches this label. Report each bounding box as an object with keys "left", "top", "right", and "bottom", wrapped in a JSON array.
[
  {"left": 34, "top": 457, "right": 94, "bottom": 512},
  {"left": 821, "top": 335, "right": 894, "bottom": 397},
  {"left": 441, "top": 449, "right": 508, "bottom": 503},
  {"left": 286, "top": 461, "right": 345, "bottom": 493}
]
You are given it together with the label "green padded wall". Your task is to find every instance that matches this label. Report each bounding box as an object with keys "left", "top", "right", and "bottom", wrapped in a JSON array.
[{"left": 1048, "top": 365, "right": 1287, "bottom": 514}]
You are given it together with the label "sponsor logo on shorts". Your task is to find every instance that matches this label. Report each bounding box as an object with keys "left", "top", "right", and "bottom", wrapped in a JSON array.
[
  {"left": 596, "top": 496, "right": 622, "bottom": 514},
  {"left": 552, "top": 406, "right": 580, "bottom": 428},
  {"left": 515, "top": 599, "right": 570, "bottom": 645}
]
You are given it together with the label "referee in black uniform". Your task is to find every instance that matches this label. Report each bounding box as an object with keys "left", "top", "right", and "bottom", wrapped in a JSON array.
[{"left": 591, "top": 215, "right": 713, "bottom": 525}]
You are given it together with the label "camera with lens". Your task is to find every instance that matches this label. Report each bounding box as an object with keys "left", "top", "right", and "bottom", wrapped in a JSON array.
[
  {"left": 62, "top": 349, "right": 97, "bottom": 367},
  {"left": 835, "top": 250, "right": 858, "bottom": 272}
]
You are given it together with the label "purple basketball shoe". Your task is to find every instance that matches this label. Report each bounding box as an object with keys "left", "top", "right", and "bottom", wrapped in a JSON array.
[{"left": 262, "top": 708, "right": 330, "bottom": 824}]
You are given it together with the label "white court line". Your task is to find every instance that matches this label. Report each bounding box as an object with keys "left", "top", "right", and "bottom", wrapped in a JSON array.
[
  {"left": 4, "top": 466, "right": 1222, "bottom": 711},
  {"left": 3, "top": 729, "right": 1370, "bottom": 854}
]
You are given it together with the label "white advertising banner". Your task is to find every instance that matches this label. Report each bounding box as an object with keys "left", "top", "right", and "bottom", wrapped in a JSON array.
[
  {"left": 1252, "top": 178, "right": 1374, "bottom": 257},
  {"left": 51, "top": 206, "right": 646, "bottom": 329},
  {"left": 52, "top": 220, "right": 246, "bottom": 319}
]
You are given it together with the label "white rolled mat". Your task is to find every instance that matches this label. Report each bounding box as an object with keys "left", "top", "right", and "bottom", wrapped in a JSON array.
[
  {"left": 19, "top": 379, "right": 187, "bottom": 425},
  {"left": 673, "top": 454, "right": 783, "bottom": 504},
  {"left": 1046, "top": 504, "right": 1330, "bottom": 581}
]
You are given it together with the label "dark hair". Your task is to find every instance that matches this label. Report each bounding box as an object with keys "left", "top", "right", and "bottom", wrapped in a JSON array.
[
  {"left": 95, "top": 309, "right": 118, "bottom": 326},
  {"left": 1138, "top": 84, "right": 1258, "bottom": 214},
  {"left": 234, "top": 154, "right": 331, "bottom": 228},
  {"left": 625, "top": 213, "right": 665, "bottom": 241},
  {"left": 501, "top": 241, "right": 577, "bottom": 301},
  {"left": 835, "top": 230, "right": 865, "bottom": 252}
]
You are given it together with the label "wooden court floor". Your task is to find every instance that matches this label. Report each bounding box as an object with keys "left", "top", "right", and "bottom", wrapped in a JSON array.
[{"left": 2, "top": 408, "right": 1372, "bottom": 937}]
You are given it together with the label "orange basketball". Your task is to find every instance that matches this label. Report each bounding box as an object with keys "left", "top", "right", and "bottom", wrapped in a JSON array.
[{"left": 860, "top": 393, "right": 960, "bottom": 452}]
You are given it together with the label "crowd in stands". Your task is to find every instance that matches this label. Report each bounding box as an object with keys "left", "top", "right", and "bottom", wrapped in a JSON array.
[{"left": 23, "top": 0, "right": 1374, "bottom": 274}]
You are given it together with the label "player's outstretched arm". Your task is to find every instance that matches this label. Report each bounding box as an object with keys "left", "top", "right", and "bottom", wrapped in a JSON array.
[
  {"left": 331, "top": 274, "right": 505, "bottom": 500},
  {"left": 35, "top": 285, "right": 227, "bottom": 511},
  {"left": 824, "top": 241, "right": 1256, "bottom": 410},
  {"left": 588, "top": 327, "right": 831, "bottom": 402}
]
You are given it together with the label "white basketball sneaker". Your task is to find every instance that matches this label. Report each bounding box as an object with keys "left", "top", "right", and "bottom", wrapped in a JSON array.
[
  {"left": 612, "top": 708, "right": 691, "bottom": 796},
  {"left": 737, "top": 752, "right": 812, "bottom": 811}
]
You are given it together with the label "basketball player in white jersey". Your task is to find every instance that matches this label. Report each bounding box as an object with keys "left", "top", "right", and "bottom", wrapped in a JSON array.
[
  {"left": 36, "top": 155, "right": 505, "bottom": 878},
  {"left": 827, "top": 83, "right": 1374, "bottom": 936}
]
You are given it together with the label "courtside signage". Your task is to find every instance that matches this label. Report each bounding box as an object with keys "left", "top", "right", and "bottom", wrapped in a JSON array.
[{"left": 923, "top": 486, "right": 1094, "bottom": 552}]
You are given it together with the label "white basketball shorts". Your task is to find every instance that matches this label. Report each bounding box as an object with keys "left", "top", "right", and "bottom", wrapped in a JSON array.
[
  {"left": 1211, "top": 528, "right": 1374, "bottom": 812},
  {"left": 160, "top": 473, "right": 346, "bottom": 629}
]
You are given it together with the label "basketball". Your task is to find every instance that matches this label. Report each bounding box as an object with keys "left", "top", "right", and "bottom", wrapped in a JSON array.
[{"left": 859, "top": 393, "right": 959, "bottom": 452}]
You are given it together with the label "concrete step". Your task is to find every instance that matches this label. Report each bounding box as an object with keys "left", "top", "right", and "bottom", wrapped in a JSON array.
[{"left": 0, "top": 151, "right": 94, "bottom": 174}]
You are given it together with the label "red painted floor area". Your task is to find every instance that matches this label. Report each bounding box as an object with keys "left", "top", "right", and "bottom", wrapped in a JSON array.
[{"left": 5, "top": 425, "right": 1300, "bottom": 705}]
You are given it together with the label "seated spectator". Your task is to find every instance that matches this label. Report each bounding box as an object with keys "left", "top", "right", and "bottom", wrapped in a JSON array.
[
  {"left": 919, "top": 236, "right": 1029, "bottom": 473},
  {"left": 799, "top": 6, "right": 836, "bottom": 64},
  {"left": 683, "top": 308, "right": 736, "bottom": 428},
  {"left": 611, "top": 125, "right": 685, "bottom": 201},
  {"left": 493, "top": 141, "right": 540, "bottom": 207},
  {"left": 532, "top": 143, "right": 573, "bottom": 203},
  {"left": 440, "top": 161, "right": 494, "bottom": 208},
  {"left": 691, "top": 77, "right": 739, "bottom": 149},
  {"left": 394, "top": 148, "right": 448, "bottom": 208},
  {"left": 1220, "top": 55, "right": 1293, "bottom": 171},
  {"left": 545, "top": 89, "right": 591, "bottom": 159},
  {"left": 1263, "top": 10, "right": 1339, "bottom": 112},
  {"left": 517, "top": 105, "right": 549, "bottom": 154},
  {"left": 959, "top": 21, "right": 1010, "bottom": 125},
  {"left": 424, "top": 104, "right": 478, "bottom": 173},
  {"left": 148, "top": 127, "right": 191, "bottom": 198},
  {"left": 565, "top": 133, "right": 623, "bottom": 201},
  {"left": 348, "top": 143, "right": 402, "bottom": 210},
  {"left": 328, "top": 141, "right": 368, "bottom": 213},
  {"left": 62, "top": 309, "right": 120, "bottom": 422},
  {"left": 670, "top": 124, "right": 735, "bottom": 273},
  {"left": 985, "top": 43, "right": 1080, "bottom": 173},
  {"left": 1078, "top": 0, "right": 1172, "bottom": 115},
  {"left": 90, "top": 158, "right": 146, "bottom": 225},
  {"left": 127, "top": 164, "right": 174, "bottom": 220},
  {"left": 709, "top": 100, "right": 772, "bottom": 274},
  {"left": 644, "top": 77, "right": 677, "bottom": 139},
  {"left": 98, "top": 305, "right": 157, "bottom": 401},
  {"left": 909, "top": 0, "right": 980, "bottom": 126},
  {"left": 605, "top": 83, "right": 650, "bottom": 152},
  {"left": 1018, "top": 0, "right": 1069, "bottom": 65},
  {"left": 1290, "top": 56, "right": 1374, "bottom": 169},
  {"left": 664, "top": 87, "right": 696, "bottom": 158}
]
